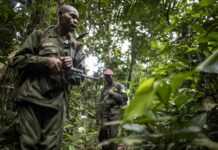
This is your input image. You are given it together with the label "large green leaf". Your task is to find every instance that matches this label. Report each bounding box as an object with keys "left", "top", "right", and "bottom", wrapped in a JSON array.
[
  {"left": 196, "top": 50, "right": 218, "bottom": 74},
  {"left": 124, "top": 92, "right": 156, "bottom": 121},
  {"left": 124, "top": 78, "right": 156, "bottom": 121},
  {"left": 135, "top": 78, "right": 155, "bottom": 95},
  {"left": 170, "top": 72, "right": 192, "bottom": 93},
  {"left": 155, "top": 80, "right": 171, "bottom": 105},
  {"left": 174, "top": 93, "right": 192, "bottom": 108}
]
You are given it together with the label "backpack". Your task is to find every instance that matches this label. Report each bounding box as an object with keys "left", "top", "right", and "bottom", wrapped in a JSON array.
[{"left": 0, "top": 29, "right": 45, "bottom": 127}]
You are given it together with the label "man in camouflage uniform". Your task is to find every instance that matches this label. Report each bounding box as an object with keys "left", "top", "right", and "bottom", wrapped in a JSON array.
[
  {"left": 97, "top": 69, "right": 128, "bottom": 150},
  {"left": 10, "top": 5, "right": 85, "bottom": 150}
]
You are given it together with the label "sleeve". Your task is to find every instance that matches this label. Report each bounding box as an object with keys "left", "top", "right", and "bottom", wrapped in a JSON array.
[
  {"left": 11, "top": 30, "right": 51, "bottom": 74},
  {"left": 110, "top": 92, "right": 124, "bottom": 105},
  {"left": 110, "top": 83, "right": 128, "bottom": 106}
]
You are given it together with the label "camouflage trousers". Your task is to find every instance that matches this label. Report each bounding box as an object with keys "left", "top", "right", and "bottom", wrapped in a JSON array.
[
  {"left": 98, "top": 124, "right": 118, "bottom": 150},
  {"left": 17, "top": 102, "right": 64, "bottom": 150}
]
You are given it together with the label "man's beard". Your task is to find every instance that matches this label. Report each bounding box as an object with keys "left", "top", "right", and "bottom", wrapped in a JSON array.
[{"left": 68, "top": 26, "right": 75, "bottom": 32}]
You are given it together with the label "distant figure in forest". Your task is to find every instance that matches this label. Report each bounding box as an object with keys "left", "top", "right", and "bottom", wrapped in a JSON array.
[
  {"left": 2, "top": 4, "right": 85, "bottom": 150},
  {"left": 97, "top": 68, "right": 128, "bottom": 150}
]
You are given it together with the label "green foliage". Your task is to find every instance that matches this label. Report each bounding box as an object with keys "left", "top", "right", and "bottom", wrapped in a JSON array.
[
  {"left": 63, "top": 80, "right": 101, "bottom": 150},
  {"left": 124, "top": 78, "right": 156, "bottom": 121},
  {"left": 1, "top": 0, "right": 218, "bottom": 149},
  {"left": 154, "top": 80, "right": 171, "bottom": 107}
]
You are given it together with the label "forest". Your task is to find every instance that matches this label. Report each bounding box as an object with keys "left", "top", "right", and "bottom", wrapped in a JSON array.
[{"left": 0, "top": 0, "right": 218, "bottom": 150}]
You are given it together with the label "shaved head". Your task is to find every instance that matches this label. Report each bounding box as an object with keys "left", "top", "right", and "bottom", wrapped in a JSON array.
[{"left": 58, "top": 5, "right": 79, "bottom": 18}]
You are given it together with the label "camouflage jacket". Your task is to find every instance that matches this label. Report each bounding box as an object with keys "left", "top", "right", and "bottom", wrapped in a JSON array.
[
  {"left": 11, "top": 26, "right": 85, "bottom": 110},
  {"left": 97, "top": 82, "right": 128, "bottom": 123}
]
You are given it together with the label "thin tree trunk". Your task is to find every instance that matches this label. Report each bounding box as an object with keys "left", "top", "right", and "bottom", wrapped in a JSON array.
[{"left": 127, "top": 41, "right": 136, "bottom": 88}]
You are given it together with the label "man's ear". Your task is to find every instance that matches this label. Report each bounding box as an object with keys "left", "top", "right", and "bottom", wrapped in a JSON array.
[{"left": 58, "top": 10, "right": 62, "bottom": 16}]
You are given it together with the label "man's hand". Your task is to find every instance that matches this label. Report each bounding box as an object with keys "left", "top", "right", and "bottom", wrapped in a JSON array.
[
  {"left": 61, "top": 56, "right": 73, "bottom": 69},
  {"left": 47, "top": 57, "right": 63, "bottom": 73},
  {"left": 108, "top": 89, "right": 115, "bottom": 96}
]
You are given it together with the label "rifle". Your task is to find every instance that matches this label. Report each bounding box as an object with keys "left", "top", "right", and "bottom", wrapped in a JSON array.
[
  {"left": 76, "top": 32, "right": 88, "bottom": 40},
  {"left": 64, "top": 32, "right": 100, "bottom": 83},
  {"left": 68, "top": 67, "right": 99, "bottom": 80}
]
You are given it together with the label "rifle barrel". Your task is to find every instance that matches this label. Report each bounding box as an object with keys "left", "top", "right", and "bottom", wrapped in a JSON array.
[
  {"left": 70, "top": 67, "right": 99, "bottom": 80},
  {"left": 76, "top": 32, "right": 88, "bottom": 40},
  {"left": 80, "top": 74, "right": 99, "bottom": 80}
]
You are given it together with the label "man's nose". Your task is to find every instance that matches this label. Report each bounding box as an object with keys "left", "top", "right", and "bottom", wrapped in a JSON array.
[
  {"left": 71, "top": 18, "right": 78, "bottom": 24},
  {"left": 73, "top": 18, "right": 78, "bottom": 25}
]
